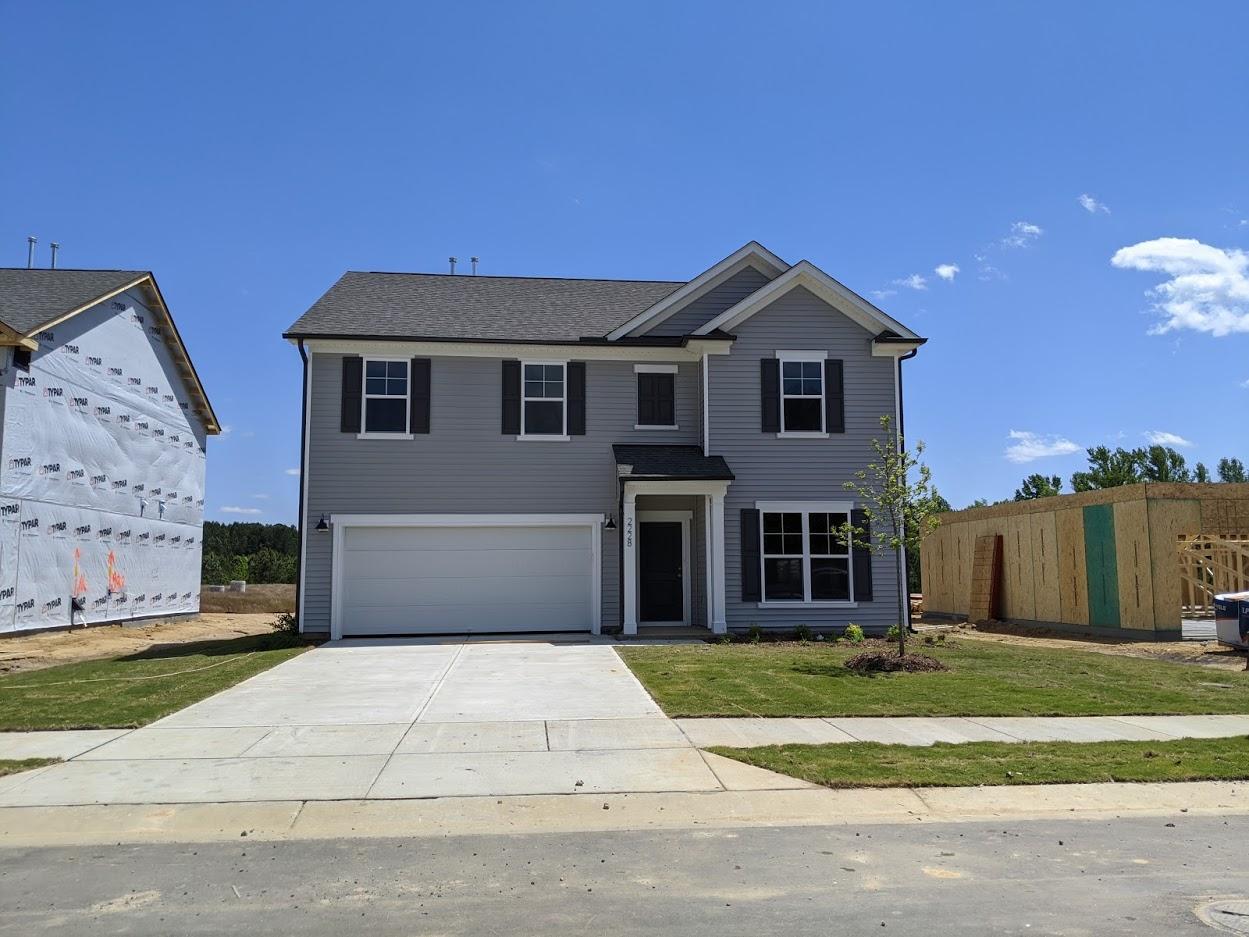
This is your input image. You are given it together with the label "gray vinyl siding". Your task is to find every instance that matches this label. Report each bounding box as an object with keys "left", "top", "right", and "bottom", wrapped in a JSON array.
[
  {"left": 709, "top": 285, "right": 902, "bottom": 633},
  {"left": 301, "top": 354, "right": 701, "bottom": 634},
  {"left": 646, "top": 266, "right": 773, "bottom": 337}
]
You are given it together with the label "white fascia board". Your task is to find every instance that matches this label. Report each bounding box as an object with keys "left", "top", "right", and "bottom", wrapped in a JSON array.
[
  {"left": 606, "top": 241, "right": 789, "bottom": 340},
  {"left": 302, "top": 338, "right": 728, "bottom": 362},
  {"left": 871, "top": 340, "right": 926, "bottom": 357},
  {"left": 330, "top": 513, "right": 605, "bottom": 527},
  {"left": 694, "top": 260, "right": 922, "bottom": 341},
  {"left": 623, "top": 479, "right": 731, "bottom": 498}
]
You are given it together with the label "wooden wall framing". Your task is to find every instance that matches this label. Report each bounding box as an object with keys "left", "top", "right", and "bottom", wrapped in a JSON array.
[{"left": 920, "top": 483, "right": 1249, "bottom": 637}]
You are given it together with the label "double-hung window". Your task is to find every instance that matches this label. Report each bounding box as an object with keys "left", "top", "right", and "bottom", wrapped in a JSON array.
[
  {"left": 780, "top": 354, "right": 825, "bottom": 433},
  {"left": 760, "top": 505, "right": 852, "bottom": 603},
  {"left": 363, "top": 359, "right": 409, "bottom": 434},
  {"left": 522, "top": 362, "right": 566, "bottom": 436}
]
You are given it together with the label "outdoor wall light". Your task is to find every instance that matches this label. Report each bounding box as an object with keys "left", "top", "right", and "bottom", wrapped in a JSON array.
[
  {"left": 315, "top": 514, "right": 329, "bottom": 532},
  {"left": 604, "top": 515, "right": 617, "bottom": 530}
]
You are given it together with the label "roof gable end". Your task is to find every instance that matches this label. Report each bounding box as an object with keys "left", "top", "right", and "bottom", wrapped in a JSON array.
[
  {"left": 606, "top": 241, "right": 789, "bottom": 339},
  {"left": 693, "top": 259, "right": 922, "bottom": 343}
]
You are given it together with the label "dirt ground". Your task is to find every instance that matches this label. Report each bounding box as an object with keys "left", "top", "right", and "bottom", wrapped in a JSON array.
[
  {"left": 0, "top": 613, "right": 284, "bottom": 675},
  {"left": 917, "top": 618, "right": 1248, "bottom": 672}
]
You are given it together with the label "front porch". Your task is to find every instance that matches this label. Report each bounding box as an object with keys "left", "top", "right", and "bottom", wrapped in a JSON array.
[{"left": 614, "top": 445, "right": 734, "bottom": 637}]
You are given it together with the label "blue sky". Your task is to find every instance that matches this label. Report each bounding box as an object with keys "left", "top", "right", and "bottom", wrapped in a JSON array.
[{"left": 3, "top": 1, "right": 1246, "bottom": 519}]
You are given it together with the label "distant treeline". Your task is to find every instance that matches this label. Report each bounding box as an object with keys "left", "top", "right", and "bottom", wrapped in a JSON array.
[{"left": 202, "top": 521, "right": 298, "bottom": 584}]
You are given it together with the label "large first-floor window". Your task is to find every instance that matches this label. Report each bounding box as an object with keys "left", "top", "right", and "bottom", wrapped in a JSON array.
[{"left": 761, "top": 505, "right": 852, "bottom": 602}]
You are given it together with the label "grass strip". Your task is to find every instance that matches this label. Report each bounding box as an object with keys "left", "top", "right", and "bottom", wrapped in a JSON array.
[
  {"left": 618, "top": 639, "right": 1249, "bottom": 717},
  {"left": 0, "top": 758, "right": 58, "bottom": 778},
  {"left": 0, "top": 632, "right": 307, "bottom": 730},
  {"left": 709, "top": 736, "right": 1249, "bottom": 788}
]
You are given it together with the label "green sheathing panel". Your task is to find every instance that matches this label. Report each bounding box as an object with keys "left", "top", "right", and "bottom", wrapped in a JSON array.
[{"left": 1083, "top": 504, "right": 1121, "bottom": 627}]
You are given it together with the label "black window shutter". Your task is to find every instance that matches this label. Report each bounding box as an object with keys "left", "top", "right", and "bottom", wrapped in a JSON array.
[
  {"left": 851, "top": 508, "right": 873, "bottom": 601},
  {"left": 501, "top": 360, "right": 521, "bottom": 434},
  {"left": 825, "top": 359, "right": 845, "bottom": 433},
  {"left": 740, "top": 509, "right": 761, "bottom": 601},
  {"left": 567, "top": 362, "right": 586, "bottom": 435},
  {"left": 340, "top": 356, "right": 362, "bottom": 433},
  {"left": 409, "top": 358, "right": 431, "bottom": 434},
  {"left": 760, "top": 358, "right": 780, "bottom": 433}
]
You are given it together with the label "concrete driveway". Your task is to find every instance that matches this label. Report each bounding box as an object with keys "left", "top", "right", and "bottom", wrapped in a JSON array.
[{"left": 0, "top": 641, "right": 794, "bottom": 807}]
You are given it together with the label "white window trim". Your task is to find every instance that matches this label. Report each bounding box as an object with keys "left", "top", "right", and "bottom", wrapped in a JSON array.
[
  {"left": 520, "top": 359, "right": 567, "bottom": 438},
  {"left": 775, "top": 350, "right": 827, "bottom": 437},
  {"left": 360, "top": 356, "right": 410, "bottom": 438},
  {"left": 756, "top": 501, "right": 855, "bottom": 605},
  {"left": 634, "top": 363, "right": 678, "bottom": 430}
]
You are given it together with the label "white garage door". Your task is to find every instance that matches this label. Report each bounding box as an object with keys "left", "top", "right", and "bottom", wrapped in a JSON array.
[{"left": 337, "top": 522, "right": 596, "bottom": 635}]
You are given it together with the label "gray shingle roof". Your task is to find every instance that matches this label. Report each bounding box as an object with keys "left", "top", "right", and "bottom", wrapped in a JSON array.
[
  {"left": 614, "top": 445, "right": 735, "bottom": 481},
  {"left": 284, "top": 272, "right": 685, "bottom": 343},
  {"left": 0, "top": 268, "right": 148, "bottom": 334}
]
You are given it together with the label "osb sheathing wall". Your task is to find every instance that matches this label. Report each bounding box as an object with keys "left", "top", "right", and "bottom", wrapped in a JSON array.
[{"left": 920, "top": 483, "right": 1249, "bottom": 635}]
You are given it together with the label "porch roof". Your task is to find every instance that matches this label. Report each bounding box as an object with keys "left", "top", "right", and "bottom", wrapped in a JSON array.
[{"left": 613, "top": 444, "right": 735, "bottom": 482}]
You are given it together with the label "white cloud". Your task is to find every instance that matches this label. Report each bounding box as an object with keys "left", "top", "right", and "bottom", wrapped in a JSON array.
[
  {"left": 893, "top": 273, "right": 928, "bottom": 291},
  {"left": 934, "top": 263, "right": 960, "bottom": 282},
  {"left": 1241, "top": 377, "right": 1249, "bottom": 389},
  {"left": 218, "top": 424, "right": 233, "bottom": 437},
  {"left": 1144, "top": 430, "right": 1194, "bottom": 448},
  {"left": 1002, "top": 221, "right": 1043, "bottom": 249},
  {"left": 252, "top": 493, "right": 270, "bottom": 500},
  {"left": 284, "top": 468, "right": 300, "bottom": 477},
  {"left": 1004, "top": 430, "right": 1081, "bottom": 464},
  {"left": 871, "top": 288, "right": 897, "bottom": 300},
  {"left": 1078, "top": 193, "right": 1110, "bottom": 214},
  {"left": 220, "top": 505, "right": 263, "bottom": 516},
  {"left": 1111, "top": 237, "right": 1249, "bottom": 337}
]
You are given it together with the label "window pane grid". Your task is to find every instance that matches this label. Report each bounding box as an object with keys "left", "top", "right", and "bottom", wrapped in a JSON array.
[
  {"left": 780, "top": 358, "right": 824, "bottom": 432},
  {"left": 363, "top": 359, "right": 410, "bottom": 433},
  {"left": 522, "top": 363, "right": 566, "bottom": 434},
  {"left": 761, "top": 509, "right": 853, "bottom": 603}
]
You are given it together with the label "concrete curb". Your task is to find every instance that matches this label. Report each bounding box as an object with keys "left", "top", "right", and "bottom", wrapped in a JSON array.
[{"left": 1, "top": 780, "right": 1245, "bottom": 847}]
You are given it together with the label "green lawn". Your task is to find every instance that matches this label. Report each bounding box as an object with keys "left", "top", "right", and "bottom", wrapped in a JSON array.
[
  {"left": 711, "top": 736, "right": 1249, "bottom": 788},
  {"left": 0, "top": 758, "right": 56, "bottom": 778},
  {"left": 0, "top": 632, "right": 308, "bottom": 731},
  {"left": 618, "top": 639, "right": 1249, "bottom": 717}
]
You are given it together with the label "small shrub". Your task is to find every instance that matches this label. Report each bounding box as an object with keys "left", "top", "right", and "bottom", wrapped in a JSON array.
[
  {"left": 843, "top": 623, "right": 865, "bottom": 644},
  {"left": 273, "top": 611, "right": 298, "bottom": 634},
  {"left": 885, "top": 624, "right": 902, "bottom": 642},
  {"left": 716, "top": 633, "right": 735, "bottom": 645},
  {"left": 748, "top": 624, "right": 763, "bottom": 644},
  {"left": 923, "top": 633, "right": 936, "bottom": 645},
  {"left": 794, "top": 623, "right": 813, "bottom": 643},
  {"left": 937, "top": 632, "right": 947, "bottom": 643}
]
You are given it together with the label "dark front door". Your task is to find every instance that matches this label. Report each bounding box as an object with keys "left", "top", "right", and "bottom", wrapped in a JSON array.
[{"left": 640, "top": 521, "right": 684, "bottom": 622}]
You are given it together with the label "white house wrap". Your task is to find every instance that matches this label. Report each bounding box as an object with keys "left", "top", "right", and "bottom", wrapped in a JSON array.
[{"left": 0, "top": 273, "right": 218, "bottom": 634}]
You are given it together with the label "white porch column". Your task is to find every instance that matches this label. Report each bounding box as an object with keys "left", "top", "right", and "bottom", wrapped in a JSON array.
[
  {"left": 622, "top": 491, "right": 638, "bottom": 635},
  {"left": 709, "top": 492, "right": 727, "bottom": 633}
]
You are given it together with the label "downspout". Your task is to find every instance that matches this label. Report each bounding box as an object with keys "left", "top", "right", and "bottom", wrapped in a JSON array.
[
  {"left": 897, "top": 347, "right": 919, "bottom": 633},
  {"left": 294, "top": 339, "right": 310, "bottom": 631}
]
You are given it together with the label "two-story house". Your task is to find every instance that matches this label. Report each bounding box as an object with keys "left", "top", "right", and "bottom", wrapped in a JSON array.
[
  {"left": 285, "top": 242, "right": 924, "bottom": 639},
  {"left": 0, "top": 268, "right": 220, "bottom": 634}
]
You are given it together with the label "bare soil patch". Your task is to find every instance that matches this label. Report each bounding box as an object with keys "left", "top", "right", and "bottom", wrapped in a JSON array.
[
  {"left": 918, "top": 618, "right": 1246, "bottom": 672},
  {"left": 198, "top": 583, "right": 295, "bottom": 614},
  {"left": 0, "top": 613, "right": 283, "bottom": 675},
  {"left": 845, "top": 650, "right": 948, "bottom": 673}
]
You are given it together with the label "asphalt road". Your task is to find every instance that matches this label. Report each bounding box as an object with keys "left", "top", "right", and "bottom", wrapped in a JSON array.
[{"left": 1, "top": 815, "right": 1243, "bottom": 935}]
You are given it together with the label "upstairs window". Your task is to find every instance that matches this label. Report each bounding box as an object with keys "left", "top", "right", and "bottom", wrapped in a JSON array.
[
  {"left": 522, "top": 362, "right": 566, "bottom": 435},
  {"left": 781, "top": 359, "right": 824, "bottom": 432},
  {"left": 636, "top": 365, "right": 676, "bottom": 428},
  {"left": 363, "top": 359, "right": 409, "bottom": 434}
]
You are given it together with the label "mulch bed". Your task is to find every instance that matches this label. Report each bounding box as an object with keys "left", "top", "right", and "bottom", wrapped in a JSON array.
[{"left": 844, "top": 651, "right": 949, "bottom": 674}]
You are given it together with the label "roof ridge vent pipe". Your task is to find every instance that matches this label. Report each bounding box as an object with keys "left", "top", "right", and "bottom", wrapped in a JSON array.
[
  {"left": 471, "top": 256, "right": 479, "bottom": 275},
  {"left": 449, "top": 256, "right": 457, "bottom": 275},
  {"left": 26, "top": 235, "right": 36, "bottom": 268},
  {"left": 50, "top": 241, "right": 60, "bottom": 269}
]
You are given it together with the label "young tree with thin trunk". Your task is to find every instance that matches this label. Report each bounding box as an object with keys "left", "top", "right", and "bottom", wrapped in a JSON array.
[{"left": 840, "top": 415, "right": 942, "bottom": 659}]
